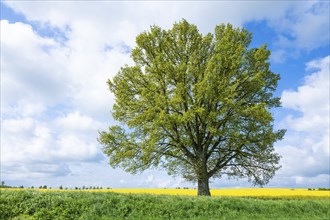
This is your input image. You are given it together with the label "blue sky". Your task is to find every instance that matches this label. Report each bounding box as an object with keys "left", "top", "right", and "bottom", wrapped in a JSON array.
[{"left": 1, "top": 1, "right": 329, "bottom": 188}]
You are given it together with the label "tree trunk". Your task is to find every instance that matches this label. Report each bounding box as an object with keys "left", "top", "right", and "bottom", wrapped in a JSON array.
[{"left": 197, "top": 176, "right": 211, "bottom": 196}]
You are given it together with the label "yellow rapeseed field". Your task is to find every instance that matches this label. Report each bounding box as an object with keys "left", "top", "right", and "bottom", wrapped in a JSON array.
[
  {"left": 4, "top": 188, "right": 330, "bottom": 198},
  {"left": 102, "top": 188, "right": 330, "bottom": 197},
  {"left": 3, "top": 187, "right": 329, "bottom": 198}
]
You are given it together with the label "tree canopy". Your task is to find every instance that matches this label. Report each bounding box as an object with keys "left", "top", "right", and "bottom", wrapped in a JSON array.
[{"left": 98, "top": 20, "right": 285, "bottom": 196}]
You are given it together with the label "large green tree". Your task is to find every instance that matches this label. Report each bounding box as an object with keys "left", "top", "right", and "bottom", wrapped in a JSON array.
[{"left": 98, "top": 20, "right": 285, "bottom": 196}]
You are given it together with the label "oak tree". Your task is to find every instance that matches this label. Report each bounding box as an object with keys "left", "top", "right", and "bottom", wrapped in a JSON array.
[{"left": 98, "top": 20, "right": 285, "bottom": 196}]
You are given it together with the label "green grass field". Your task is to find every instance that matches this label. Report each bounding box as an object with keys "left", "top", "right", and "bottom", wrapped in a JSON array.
[{"left": 1, "top": 189, "right": 329, "bottom": 220}]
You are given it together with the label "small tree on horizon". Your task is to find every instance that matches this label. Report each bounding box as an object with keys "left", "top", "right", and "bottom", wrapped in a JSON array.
[{"left": 98, "top": 20, "right": 285, "bottom": 196}]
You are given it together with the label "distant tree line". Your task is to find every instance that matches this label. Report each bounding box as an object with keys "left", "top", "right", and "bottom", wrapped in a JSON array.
[
  {"left": 308, "top": 188, "right": 330, "bottom": 191},
  {"left": 0, "top": 181, "right": 113, "bottom": 190},
  {"left": 4, "top": 181, "right": 329, "bottom": 191}
]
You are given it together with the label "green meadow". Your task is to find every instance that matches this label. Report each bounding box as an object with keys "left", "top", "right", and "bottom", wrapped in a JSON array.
[{"left": 1, "top": 189, "right": 329, "bottom": 220}]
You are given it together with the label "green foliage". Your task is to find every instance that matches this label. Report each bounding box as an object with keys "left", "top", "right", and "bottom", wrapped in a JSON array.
[
  {"left": 1, "top": 190, "right": 329, "bottom": 220},
  {"left": 99, "top": 19, "right": 285, "bottom": 195}
]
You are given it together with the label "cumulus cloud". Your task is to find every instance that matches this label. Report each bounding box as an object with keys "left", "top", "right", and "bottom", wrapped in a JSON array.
[
  {"left": 269, "top": 1, "right": 329, "bottom": 62},
  {"left": 1, "top": 1, "right": 292, "bottom": 35},
  {"left": 276, "top": 56, "right": 330, "bottom": 187},
  {"left": 1, "top": 20, "right": 71, "bottom": 108},
  {"left": 1, "top": 20, "right": 116, "bottom": 182},
  {"left": 5, "top": 0, "right": 327, "bottom": 63},
  {"left": 1, "top": 112, "right": 104, "bottom": 179}
]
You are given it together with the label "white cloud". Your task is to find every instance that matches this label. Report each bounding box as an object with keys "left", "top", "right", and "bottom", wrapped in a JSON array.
[
  {"left": 281, "top": 56, "right": 329, "bottom": 133},
  {"left": 0, "top": 20, "right": 71, "bottom": 108},
  {"left": 2, "top": 113, "right": 104, "bottom": 162},
  {"left": 1, "top": 18, "right": 122, "bottom": 121},
  {"left": 1, "top": 112, "right": 104, "bottom": 181},
  {"left": 0, "top": 17, "right": 121, "bottom": 184},
  {"left": 276, "top": 56, "right": 330, "bottom": 187},
  {"left": 270, "top": 1, "right": 329, "bottom": 62},
  {"left": 54, "top": 112, "right": 101, "bottom": 133},
  {"left": 5, "top": 0, "right": 327, "bottom": 64},
  {"left": 2, "top": 1, "right": 300, "bottom": 37}
]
